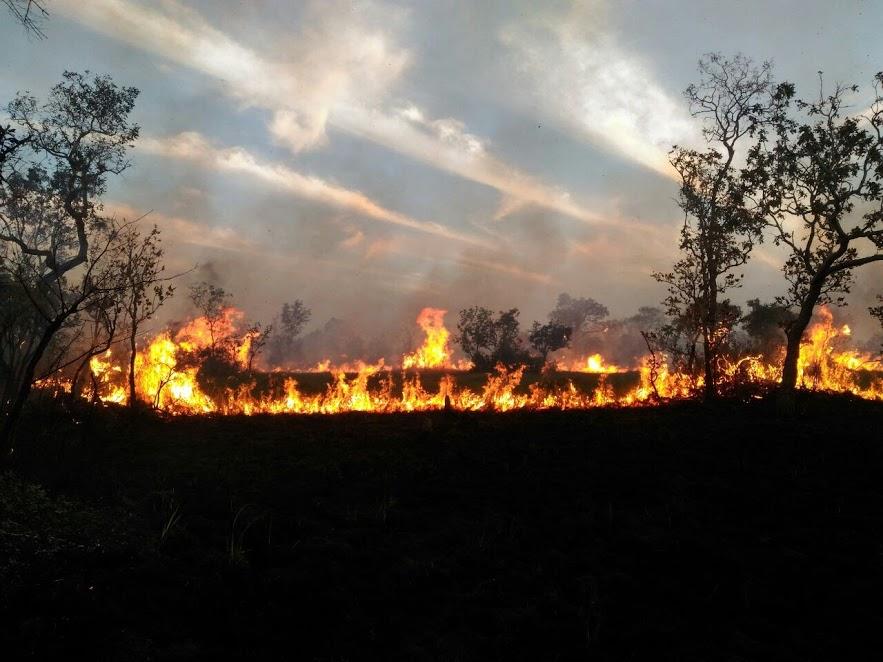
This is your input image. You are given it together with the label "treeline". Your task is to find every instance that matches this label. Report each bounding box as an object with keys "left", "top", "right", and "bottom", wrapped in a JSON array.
[
  {"left": 646, "top": 54, "right": 883, "bottom": 407},
  {"left": 4, "top": 52, "right": 883, "bottom": 451}
]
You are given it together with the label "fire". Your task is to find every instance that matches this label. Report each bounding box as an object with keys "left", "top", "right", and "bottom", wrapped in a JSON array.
[
  {"left": 41, "top": 304, "right": 883, "bottom": 414},
  {"left": 402, "top": 307, "right": 454, "bottom": 369},
  {"left": 89, "top": 351, "right": 127, "bottom": 404},
  {"left": 795, "top": 307, "right": 883, "bottom": 397},
  {"left": 557, "top": 353, "right": 626, "bottom": 374}
]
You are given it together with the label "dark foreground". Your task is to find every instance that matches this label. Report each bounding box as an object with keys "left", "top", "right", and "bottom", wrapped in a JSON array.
[{"left": 3, "top": 395, "right": 883, "bottom": 661}]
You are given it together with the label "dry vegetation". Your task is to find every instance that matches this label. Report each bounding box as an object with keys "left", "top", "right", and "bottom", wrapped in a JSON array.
[{"left": 3, "top": 394, "right": 883, "bottom": 660}]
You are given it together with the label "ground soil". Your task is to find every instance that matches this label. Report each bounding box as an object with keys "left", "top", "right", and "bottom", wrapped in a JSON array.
[{"left": 3, "top": 392, "right": 883, "bottom": 660}]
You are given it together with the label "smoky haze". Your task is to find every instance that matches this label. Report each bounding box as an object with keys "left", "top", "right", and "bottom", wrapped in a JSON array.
[{"left": 3, "top": 0, "right": 882, "bottom": 352}]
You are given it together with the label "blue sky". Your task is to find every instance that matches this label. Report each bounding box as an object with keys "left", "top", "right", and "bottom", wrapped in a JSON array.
[{"left": 2, "top": 0, "right": 882, "bottom": 336}]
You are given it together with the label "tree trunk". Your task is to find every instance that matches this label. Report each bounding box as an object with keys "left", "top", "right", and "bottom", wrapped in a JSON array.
[
  {"left": 780, "top": 301, "right": 815, "bottom": 388},
  {"left": 777, "top": 282, "right": 824, "bottom": 415},
  {"left": 128, "top": 324, "right": 138, "bottom": 408},
  {"left": 702, "top": 332, "right": 715, "bottom": 401},
  {"left": 70, "top": 354, "right": 92, "bottom": 402},
  {"left": 0, "top": 316, "right": 65, "bottom": 459},
  {"left": 702, "top": 280, "right": 719, "bottom": 402}
]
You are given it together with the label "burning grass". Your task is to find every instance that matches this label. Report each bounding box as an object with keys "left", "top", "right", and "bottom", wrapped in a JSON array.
[{"left": 47, "top": 305, "right": 883, "bottom": 414}]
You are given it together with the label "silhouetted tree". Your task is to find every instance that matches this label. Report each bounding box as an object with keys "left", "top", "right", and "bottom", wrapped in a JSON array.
[
  {"left": 548, "top": 293, "right": 608, "bottom": 334},
  {"left": 528, "top": 321, "right": 571, "bottom": 363},
  {"left": 0, "top": 72, "right": 140, "bottom": 454},
  {"left": 188, "top": 281, "right": 231, "bottom": 350},
  {"left": 267, "top": 300, "right": 311, "bottom": 366},
  {"left": 68, "top": 283, "right": 123, "bottom": 402},
  {"left": 455, "top": 307, "right": 528, "bottom": 370},
  {"left": 745, "top": 73, "right": 883, "bottom": 407},
  {"left": 870, "top": 297, "right": 883, "bottom": 349},
  {"left": 740, "top": 298, "right": 795, "bottom": 360},
  {"left": 244, "top": 321, "right": 272, "bottom": 373},
  {"left": 654, "top": 53, "right": 782, "bottom": 400},
  {"left": 115, "top": 223, "right": 174, "bottom": 407}
]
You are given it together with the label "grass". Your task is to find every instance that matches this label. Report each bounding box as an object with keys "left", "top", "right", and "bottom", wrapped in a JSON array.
[
  {"left": 3, "top": 393, "right": 883, "bottom": 660},
  {"left": 206, "top": 367, "right": 642, "bottom": 399}
]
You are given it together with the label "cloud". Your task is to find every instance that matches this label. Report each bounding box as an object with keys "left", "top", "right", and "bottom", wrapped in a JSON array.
[
  {"left": 138, "top": 131, "right": 490, "bottom": 247},
  {"left": 59, "top": 0, "right": 408, "bottom": 154},
  {"left": 456, "top": 254, "right": 556, "bottom": 286},
  {"left": 332, "top": 103, "right": 611, "bottom": 224},
  {"left": 54, "top": 0, "right": 610, "bottom": 226},
  {"left": 104, "top": 202, "right": 259, "bottom": 255},
  {"left": 499, "top": 7, "right": 698, "bottom": 178}
]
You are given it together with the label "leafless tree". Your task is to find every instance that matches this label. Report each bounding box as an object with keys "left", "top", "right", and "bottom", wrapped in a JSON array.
[
  {"left": 68, "top": 285, "right": 123, "bottom": 402},
  {"left": 244, "top": 322, "right": 272, "bottom": 373},
  {"left": 114, "top": 223, "right": 174, "bottom": 407},
  {"left": 188, "top": 281, "right": 232, "bottom": 351},
  {"left": 3, "top": 0, "right": 48, "bottom": 39}
]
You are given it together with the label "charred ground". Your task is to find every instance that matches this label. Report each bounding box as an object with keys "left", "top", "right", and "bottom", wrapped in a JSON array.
[{"left": 3, "top": 395, "right": 883, "bottom": 660}]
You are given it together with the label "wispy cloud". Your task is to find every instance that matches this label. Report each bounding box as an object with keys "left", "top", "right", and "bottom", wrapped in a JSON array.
[
  {"left": 138, "top": 132, "right": 490, "bottom": 247},
  {"left": 334, "top": 103, "right": 611, "bottom": 225},
  {"left": 104, "top": 202, "right": 259, "bottom": 254},
  {"left": 54, "top": 0, "right": 610, "bottom": 225},
  {"left": 455, "top": 254, "right": 556, "bottom": 286},
  {"left": 499, "top": 6, "right": 698, "bottom": 178},
  {"left": 60, "top": 0, "right": 408, "bottom": 153}
]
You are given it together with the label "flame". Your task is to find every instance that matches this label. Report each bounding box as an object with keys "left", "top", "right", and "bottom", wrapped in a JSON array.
[
  {"left": 557, "top": 353, "right": 626, "bottom": 374},
  {"left": 795, "top": 307, "right": 882, "bottom": 396},
  {"left": 35, "top": 304, "right": 881, "bottom": 414},
  {"left": 402, "top": 307, "right": 453, "bottom": 369},
  {"left": 89, "top": 351, "right": 127, "bottom": 403}
]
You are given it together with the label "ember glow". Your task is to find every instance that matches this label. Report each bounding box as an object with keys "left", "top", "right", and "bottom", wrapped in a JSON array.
[{"left": 52, "top": 305, "right": 883, "bottom": 414}]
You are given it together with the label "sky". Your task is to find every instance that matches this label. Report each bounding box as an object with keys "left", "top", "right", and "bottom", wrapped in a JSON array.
[{"left": 2, "top": 0, "right": 882, "bottom": 339}]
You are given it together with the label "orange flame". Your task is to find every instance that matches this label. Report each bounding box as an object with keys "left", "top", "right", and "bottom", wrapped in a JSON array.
[
  {"left": 402, "top": 307, "right": 454, "bottom": 369},
  {"left": 43, "top": 304, "right": 881, "bottom": 414},
  {"left": 558, "top": 353, "right": 626, "bottom": 374}
]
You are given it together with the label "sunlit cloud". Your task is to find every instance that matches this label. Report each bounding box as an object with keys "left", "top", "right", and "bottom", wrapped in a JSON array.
[
  {"left": 139, "top": 132, "right": 490, "bottom": 247},
  {"left": 499, "top": 7, "right": 698, "bottom": 179},
  {"left": 54, "top": 0, "right": 610, "bottom": 226},
  {"left": 456, "top": 255, "right": 556, "bottom": 286},
  {"left": 104, "top": 202, "right": 260, "bottom": 255},
  {"left": 333, "top": 103, "right": 610, "bottom": 225}
]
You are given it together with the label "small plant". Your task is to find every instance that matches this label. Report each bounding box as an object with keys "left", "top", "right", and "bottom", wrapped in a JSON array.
[
  {"left": 229, "top": 503, "right": 260, "bottom": 566},
  {"left": 158, "top": 491, "right": 182, "bottom": 547}
]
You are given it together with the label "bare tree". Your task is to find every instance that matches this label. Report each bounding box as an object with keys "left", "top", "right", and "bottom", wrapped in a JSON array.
[
  {"left": 244, "top": 322, "right": 272, "bottom": 373},
  {"left": 68, "top": 285, "right": 123, "bottom": 402},
  {"left": 188, "top": 281, "right": 232, "bottom": 350},
  {"left": 3, "top": 0, "right": 48, "bottom": 39},
  {"left": 115, "top": 223, "right": 174, "bottom": 407},
  {"left": 654, "top": 53, "right": 781, "bottom": 400},
  {"left": 745, "top": 73, "right": 883, "bottom": 407},
  {"left": 0, "top": 71, "right": 140, "bottom": 454}
]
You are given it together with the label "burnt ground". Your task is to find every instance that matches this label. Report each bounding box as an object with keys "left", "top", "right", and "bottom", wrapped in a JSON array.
[{"left": 3, "top": 394, "right": 883, "bottom": 660}]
